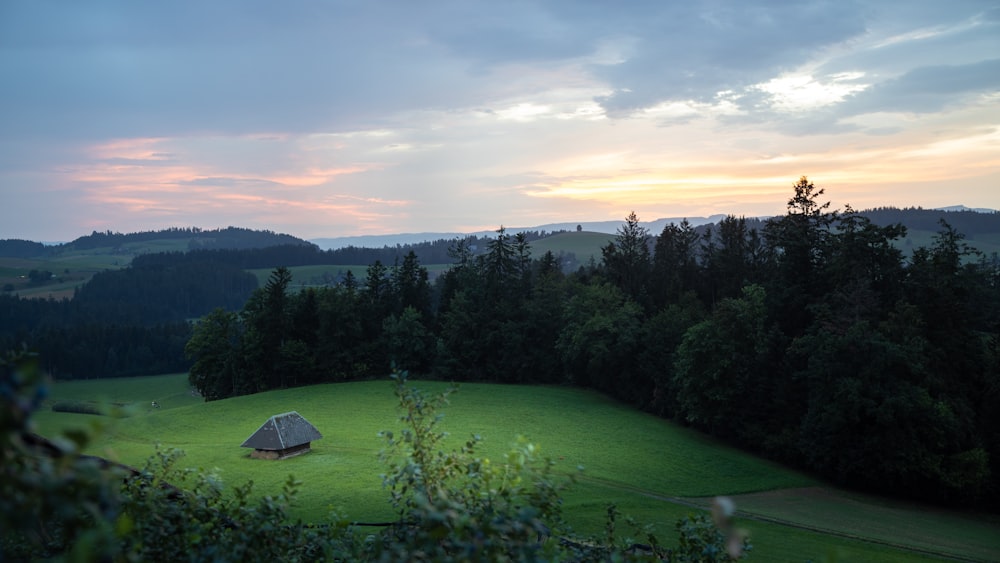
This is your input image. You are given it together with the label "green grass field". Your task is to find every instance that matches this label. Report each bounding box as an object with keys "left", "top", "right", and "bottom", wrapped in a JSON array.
[
  {"left": 531, "top": 231, "right": 614, "bottom": 265},
  {"left": 34, "top": 374, "right": 1000, "bottom": 562},
  {"left": 0, "top": 248, "right": 130, "bottom": 299},
  {"left": 249, "top": 263, "right": 454, "bottom": 289},
  {"left": 894, "top": 229, "right": 1000, "bottom": 259}
]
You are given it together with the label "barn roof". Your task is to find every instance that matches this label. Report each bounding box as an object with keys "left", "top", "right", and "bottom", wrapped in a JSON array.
[{"left": 241, "top": 411, "right": 322, "bottom": 451}]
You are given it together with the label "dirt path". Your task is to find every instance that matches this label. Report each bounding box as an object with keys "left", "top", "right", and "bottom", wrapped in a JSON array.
[{"left": 574, "top": 475, "right": 997, "bottom": 562}]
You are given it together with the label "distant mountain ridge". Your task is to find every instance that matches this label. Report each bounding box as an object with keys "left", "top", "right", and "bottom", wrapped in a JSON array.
[
  {"left": 310, "top": 215, "right": 731, "bottom": 250},
  {"left": 309, "top": 207, "right": 998, "bottom": 250},
  {"left": 935, "top": 205, "right": 997, "bottom": 214},
  {"left": 0, "top": 227, "right": 313, "bottom": 259},
  {"left": 66, "top": 226, "right": 313, "bottom": 252},
  {"left": 2, "top": 206, "right": 997, "bottom": 258}
]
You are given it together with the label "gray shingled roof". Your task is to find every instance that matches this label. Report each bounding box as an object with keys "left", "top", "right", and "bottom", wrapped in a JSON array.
[{"left": 241, "top": 411, "right": 322, "bottom": 450}]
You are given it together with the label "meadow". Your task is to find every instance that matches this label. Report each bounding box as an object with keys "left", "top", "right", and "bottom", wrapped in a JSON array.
[
  {"left": 35, "top": 374, "right": 1000, "bottom": 562},
  {"left": 0, "top": 245, "right": 133, "bottom": 300},
  {"left": 248, "top": 263, "right": 454, "bottom": 289},
  {"left": 530, "top": 231, "right": 614, "bottom": 265},
  {"left": 898, "top": 229, "right": 1000, "bottom": 259}
]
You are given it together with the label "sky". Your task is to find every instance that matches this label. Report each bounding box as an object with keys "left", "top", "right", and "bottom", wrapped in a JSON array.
[{"left": 1, "top": 1, "right": 998, "bottom": 243}]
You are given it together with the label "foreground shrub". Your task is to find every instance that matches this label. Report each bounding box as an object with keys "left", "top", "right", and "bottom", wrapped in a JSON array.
[
  {"left": 118, "top": 448, "right": 353, "bottom": 562},
  {"left": 370, "top": 370, "right": 751, "bottom": 561},
  {"left": 1, "top": 351, "right": 122, "bottom": 560},
  {"left": 369, "top": 371, "right": 573, "bottom": 561}
]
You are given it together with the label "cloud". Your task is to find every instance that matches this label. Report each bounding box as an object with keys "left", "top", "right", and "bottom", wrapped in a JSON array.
[
  {"left": 818, "top": 4, "right": 999, "bottom": 75},
  {"left": 2, "top": 0, "right": 989, "bottom": 142},
  {"left": 1, "top": 2, "right": 489, "bottom": 139},
  {"left": 176, "top": 177, "right": 283, "bottom": 188},
  {"left": 590, "top": 1, "right": 868, "bottom": 116},
  {"left": 0, "top": 0, "right": 872, "bottom": 139},
  {"left": 838, "top": 58, "right": 1000, "bottom": 115},
  {"left": 99, "top": 157, "right": 180, "bottom": 167},
  {"left": 1, "top": 0, "right": 998, "bottom": 241}
]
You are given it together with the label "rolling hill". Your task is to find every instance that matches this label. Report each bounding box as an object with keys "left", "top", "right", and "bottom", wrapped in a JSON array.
[
  {"left": 33, "top": 374, "right": 1000, "bottom": 562},
  {"left": 3, "top": 206, "right": 998, "bottom": 302}
]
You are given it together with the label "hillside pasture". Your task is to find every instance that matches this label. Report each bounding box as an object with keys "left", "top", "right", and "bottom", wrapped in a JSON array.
[
  {"left": 531, "top": 231, "right": 614, "bottom": 265},
  {"left": 1, "top": 237, "right": 228, "bottom": 299},
  {"left": 248, "top": 264, "right": 368, "bottom": 289},
  {"left": 117, "top": 239, "right": 193, "bottom": 254},
  {"left": 34, "top": 374, "right": 1000, "bottom": 562},
  {"left": 684, "top": 487, "right": 1000, "bottom": 562},
  {"left": 963, "top": 231, "right": 1000, "bottom": 256},
  {"left": 43, "top": 373, "right": 203, "bottom": 412},
  {"left": 0, "top": 257, "right": 45, "bottom": 292},
  {"left": 890, "top": 229, "right": 1000, "bottom": 259},
  {"left": 248, "top": 263, "right": 453, "bottom": 290},
  {"left": 0, "top": 249, "right": 132, "bottom": 299}
]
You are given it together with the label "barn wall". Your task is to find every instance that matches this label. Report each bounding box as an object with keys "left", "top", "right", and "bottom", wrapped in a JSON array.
[{"left": 249, "top": 442, "right": 312, "bottom": 460}]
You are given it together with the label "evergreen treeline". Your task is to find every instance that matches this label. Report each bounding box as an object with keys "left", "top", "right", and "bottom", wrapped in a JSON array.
[
  {"left": 76, "top": 258, "right": 257, "bottom": 323},
  {"left": 187, "top": 179, "right": 1000, "bottom": 506},
  {"left": 0, "top": 239, "right": 49, "bottom": 258},
  {"left": 0, "top": 227, "right": 315, "bottom": 259},
  {"left": 134, "top": 230, "right": 565, "bottom": 271},
  {"left": 67, "top": 226, "right": 313, "bottom": 252},
  {"left": 1, "top": 227, "right": 565, "bottom": 267},
  {"left": 0, "top": 299, "right": 192, "bottom": 379},
  {"left": 0, "top": 258, "right": 258, "bottom": 378},
  {"left": 0, "top": 232, "right": 561, "bottom": 378}
]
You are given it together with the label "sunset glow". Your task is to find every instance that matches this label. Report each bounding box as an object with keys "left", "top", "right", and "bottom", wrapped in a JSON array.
[{"left": 1, "top": 1, "right": 997, "bottom": 242}]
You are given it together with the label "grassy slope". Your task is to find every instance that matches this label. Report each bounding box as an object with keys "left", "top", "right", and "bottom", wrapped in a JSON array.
[
  {"left": 0, "top": 247, "right": 130, "bottom": 299},
  {"left": 34, "top": 374, "right": 1000, "bottom": 562},
  {"left": 690, "top": 488, "right": 1000, "bottom": 562},
  {"left": 531, "top": 231, "right": 614, "bottom": 265},
  {"left": 248, "top": 265, "right": 369, "bottom": 288},
  {"left": 897, "top": 229, "right": 1000, "bottom": 258},
  {"left": 248, "top": 263, "right": 453, "bottom": 289}
]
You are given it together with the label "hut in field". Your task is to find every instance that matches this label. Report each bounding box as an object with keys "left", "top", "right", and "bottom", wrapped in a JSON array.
[{"left": 241, "top": 411, "right": 322, "bottom": 460}]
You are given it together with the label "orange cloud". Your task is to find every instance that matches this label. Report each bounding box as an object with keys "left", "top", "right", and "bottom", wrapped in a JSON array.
[
  {"left": 69, "top": 135, "right": 412, "bottom": 234},
  {"left": 266, "top": 166, "right": 368, "bottom": 187}
]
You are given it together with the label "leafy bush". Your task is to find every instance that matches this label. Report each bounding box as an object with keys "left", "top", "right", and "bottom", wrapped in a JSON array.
[
  {"left": 369, "top": 371, "right": 573, "bottom": 561},
  {"left": 1, "top": 350, "right": 123, "bottom": 561},
  {"left": 117, "top": 448, "right": 353, "bottom": 562},
  {"left": 3, "top": 350, "right": 351, "bottom": 562},
  {"left": 370, "top": 370, "right": 751, "bottom": 561}
]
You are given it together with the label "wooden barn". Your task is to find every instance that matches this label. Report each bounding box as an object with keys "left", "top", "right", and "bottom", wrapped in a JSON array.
[{"left": 241, "top": 411, "right": 322, "bottom": 460}]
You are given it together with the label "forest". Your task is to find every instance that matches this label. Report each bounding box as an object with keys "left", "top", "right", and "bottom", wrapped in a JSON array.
[
  {"left": 184, "top": 178, "right": 1000, "bottom": 507},
  {"left": 3, "top": 178, "right": 999, "bottom": 507}
]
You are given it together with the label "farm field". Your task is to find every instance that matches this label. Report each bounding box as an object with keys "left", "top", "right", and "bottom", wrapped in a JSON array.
[
  {"left": 248, "top": 263, "right": 454, "bottom": 289},
  {"left": 531, "top": 231, "right": 614, "bottom": 265},
  {"left": 897, "top": 229, "right": 1000, "bottom": 259},
  {"left": 35, "top": 374, "right": 1000, "bottom": 562},
  {"left": 0, "top": 247, "right": 132, "bottom": 299}
]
